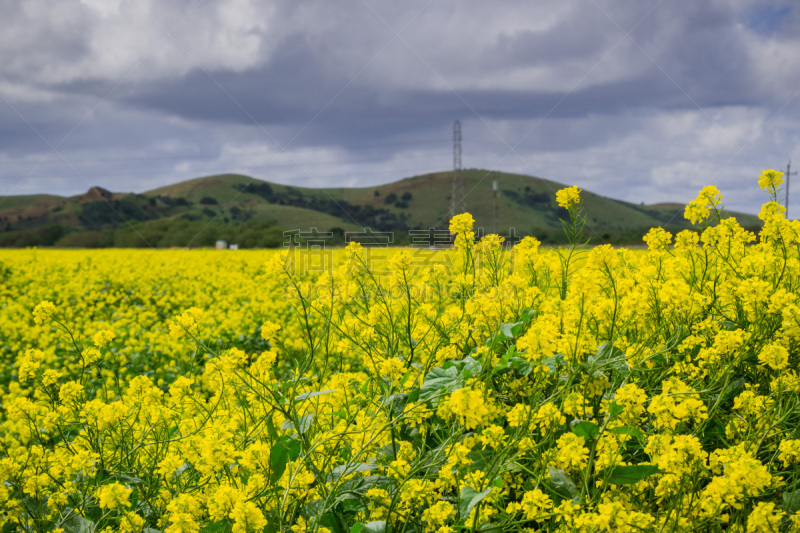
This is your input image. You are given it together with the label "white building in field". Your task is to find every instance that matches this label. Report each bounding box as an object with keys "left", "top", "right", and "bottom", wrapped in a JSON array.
[{"left": 215, "top": 240, "right": 227, "bottom": 250}]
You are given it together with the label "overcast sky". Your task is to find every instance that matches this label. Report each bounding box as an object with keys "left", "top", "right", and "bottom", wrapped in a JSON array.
[{"left": 1, "top": 0, "right": 799, "bottom": 214}]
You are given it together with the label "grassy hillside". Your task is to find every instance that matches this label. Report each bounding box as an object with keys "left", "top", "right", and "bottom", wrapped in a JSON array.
[
  {"left": 146, "top": 174, "right": 264, "bottom": 204},
  {"left": 143, "top": 169, "right": 762, "bottom": 241},
  {"left": 0, "top": 194, "right": 63, "bottom": 210},
  {"left": 0, "top": 169, "right": 762, "bottom": 247}
]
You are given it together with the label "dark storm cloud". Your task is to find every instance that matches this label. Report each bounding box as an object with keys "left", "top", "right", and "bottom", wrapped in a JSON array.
[
  {"left": 118, "top": 68, "right": 756, "bottom": 155},
  {"left": 106, "top": 0, "right": 763, "bottom": 136},
  {"left": 0, "top": 0, "right": 798, "bottom": 214},
  {"left": 121, "top": 35, "right": 334, "bottom": 126},
  {"left": 0, "top": 0, "right": 91, "bottom": 84},
  {"left": 0, "top": 97, "right": 88, "bottom": 151}
]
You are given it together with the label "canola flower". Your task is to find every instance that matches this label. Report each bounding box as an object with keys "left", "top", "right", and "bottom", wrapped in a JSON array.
[
  {"left": 1, "top": 174, "right": 799, "bottom": 532},
  {"left": 758, "top": 168, "right": 784, "bottom": 192},
  {"left": 94, "top": 483, "right": 131, "bottom": 510},
  {"left": 555, "top": 185, "right": 581, "bottom": 209},
  {"left": 684, "top": 185, "right": 723, "bottom": 225}
]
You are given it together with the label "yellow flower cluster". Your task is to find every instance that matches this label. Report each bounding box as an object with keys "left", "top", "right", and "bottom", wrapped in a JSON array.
[
  {"left": 684, "top": 185, "right": 723, "bottom": 225},
  {"left": 555, "top": 185, "right": 582, "bottom": 209},
  {"left": 648, "top": 377, "right": 708, "bottom": 431},
  {"left": 0, "top": 170, "right": 798, "bottom": 532},
  {"left": 700, "top": 446, "right": 774, "bottom": 517},
  {"left": 438, "top": 385, "right": 500, "bottom": 430},
  {"left": 757, "top": 168, "right": 784, "bottom": 191},
  {"left": 552, "top": 433, "right": 588, "bottom": 472},
  {"left": 449, "top": 212, "right": 475, "bottom": 251},
  {"left": 95, "top": 482, "right": 131, "bottom": 510}
]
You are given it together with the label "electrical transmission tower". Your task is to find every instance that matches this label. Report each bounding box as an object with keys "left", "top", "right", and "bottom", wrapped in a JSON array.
[
  {"left": 450, "top": 120, "right": 466, "bottom": 218},
  {"left": 786, "top": 159, "right": 798, "bottom": 219}
]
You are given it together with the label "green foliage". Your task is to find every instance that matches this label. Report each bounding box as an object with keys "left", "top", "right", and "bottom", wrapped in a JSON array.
[
  {"left": 459, "top": 486, "right": 494, "bottom": 519},
  {"left": 79, "top": 198, "right": 153, "bottom": 228},
  {"left": 0, "top": 224, "right": 66, "bottom": 246},
  {"left": 598, "top": 464, "right": 662, "bottom": 485},
  {"left": 270, "top": 437, "right": 303, "bottom": 484},
  {"left": 110, "top": 218, "right": 284, "bottom": 248}
]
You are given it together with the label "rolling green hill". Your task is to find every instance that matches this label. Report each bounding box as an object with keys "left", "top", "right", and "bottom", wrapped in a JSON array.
[
  {"left": 143, "top": 169, "right": 761, "bottom": 240},
  {"left": 0, "top": 169, "right": 762, "bottom": 248},
  {"left": 0, "top": 194, "right": 63, "bottom": 210}
]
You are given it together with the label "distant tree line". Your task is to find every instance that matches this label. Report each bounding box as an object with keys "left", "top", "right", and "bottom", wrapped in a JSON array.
[
  {"left": 0, "top": 218, "right": 287, "bottom": 248},
  {"left": 502, "top": 189, "right": 570, "bottom": 223},
  {"left": 384, "top": 191, "right": 413, "bottom": 208},
  {"left": 78, "top": 196, "right": 189, "bottom": 229}
]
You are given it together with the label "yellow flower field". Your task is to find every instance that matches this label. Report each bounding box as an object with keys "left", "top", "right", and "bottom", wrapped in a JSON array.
[{"left": 1, "top": 170, "right": 800, "bottom": 532}]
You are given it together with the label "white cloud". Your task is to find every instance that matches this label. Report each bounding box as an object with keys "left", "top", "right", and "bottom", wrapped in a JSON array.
[{"left": 0, "top": 0, "right": 277, "bottom": 86}]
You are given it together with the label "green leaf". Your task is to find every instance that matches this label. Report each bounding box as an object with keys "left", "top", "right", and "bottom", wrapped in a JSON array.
[
  {"left": 459, "top": 486, "right": 493, "bottom": 519},
  {"left": 608, "top": 401, "right": 624, "bottom": 419},
  {"left": 465, "top": 448, "right": 494, "bottom": 472},
  {"left": 375, "top": 443, "right": 397, "bottom": 462},
  {"left": 453, "top": 356, "right": 482, "bottom": 378},
  {"left": 269, "top": 436, "right": 302, "bottom": 485},
  {"left": 419, "top": 365, "right": 461, "bottom": 402},
  {"left": 350, "top": 525, "right": 364, "bottom": 533},
  {"left": 541, "top": 354, "right": 566, "bottom": 374},
  {"left": 420, "top": 356, "right": 484, "bottom": 403},
  {"left": 327, "top": 463, "right": 376, "bottom": 482},
  {"left": 61, "top": 512, "right": 94, "bottom": 533},
  {"left": 117, "top": 474, "right": 144, "bottom": 484},
  {"left": 321, "top": 512, "right": 346, "bottom": 533},
  {"left": 548, "top": 468, "right": 579, "bottom": 498},
  {"left": 304, "top": 499, "right": 325, "bottom": 519},
  {"left": 520, "top": 308, "right": 537, "bottom": 323},
  {"left": 265, "top": 412, "right": 279, "bottom": 439},
  {"left": 607, "top": 426, "right": 645, "bottom": 439},
  {"left": 487, "top": 321, "right": 525, "bottom": 350},
  {"left": 407, "top": 388, "right": 420, "bottom": 403},
  {"left": 587, "top": 343, "right": 629, "bottom": 376},
  {"left": 509, "top": 356, "right": 534, "bottom": 377},
  {"left": 570, "top": 420, "right": 600, "bottom": 439},
  {"left": 385, "top": 393, "right": 409, "bottom": 418},
  {"left": 499, "top": 322, "right": 517, "bottom": 340},
  {"left": 510, "top": 320, "right": 528, "bottom": 338},
  {"left": 502, "top": 345, "right": 518, "bottom": 361},
  {"left": 298, "top": 414, "right": 313, "bottom": 433},
  {"left": 360, "top": 378, "right": 372, "bottom": 395},
  {"left": 200, "top": 520, "right": 229, "bottom": 533},
  {"left": 493, "top": 347, "right": 515, "bottom": 372},
  {"left": 361, "top": 521, "right": 386, "bottom": 533},
  {"left": 598, "top": 342, "right": 624, "bottom": 357},
  {"left": 783, "top": 489, "right": 800, "bottom": 514},
  {"left": 599, "top": 464, "right": 661, "bottom": 485},
  {"left": 295, "top": 390, "right": 338, "bottom": 402},
  {"left": 401, "top": 425, "right": 422, "bottom": 447},
  {"left": 718, "top": 378, "right": 746, "bottom": 403},
  {"left": 337, "top": 475, "right": 394, "bottom": 498},
  {"left": 496, "top": 321, "right": 527, "bottom": 341},
  {"left": 282, "top": 414, "right": 314, "bottom": 434}
]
